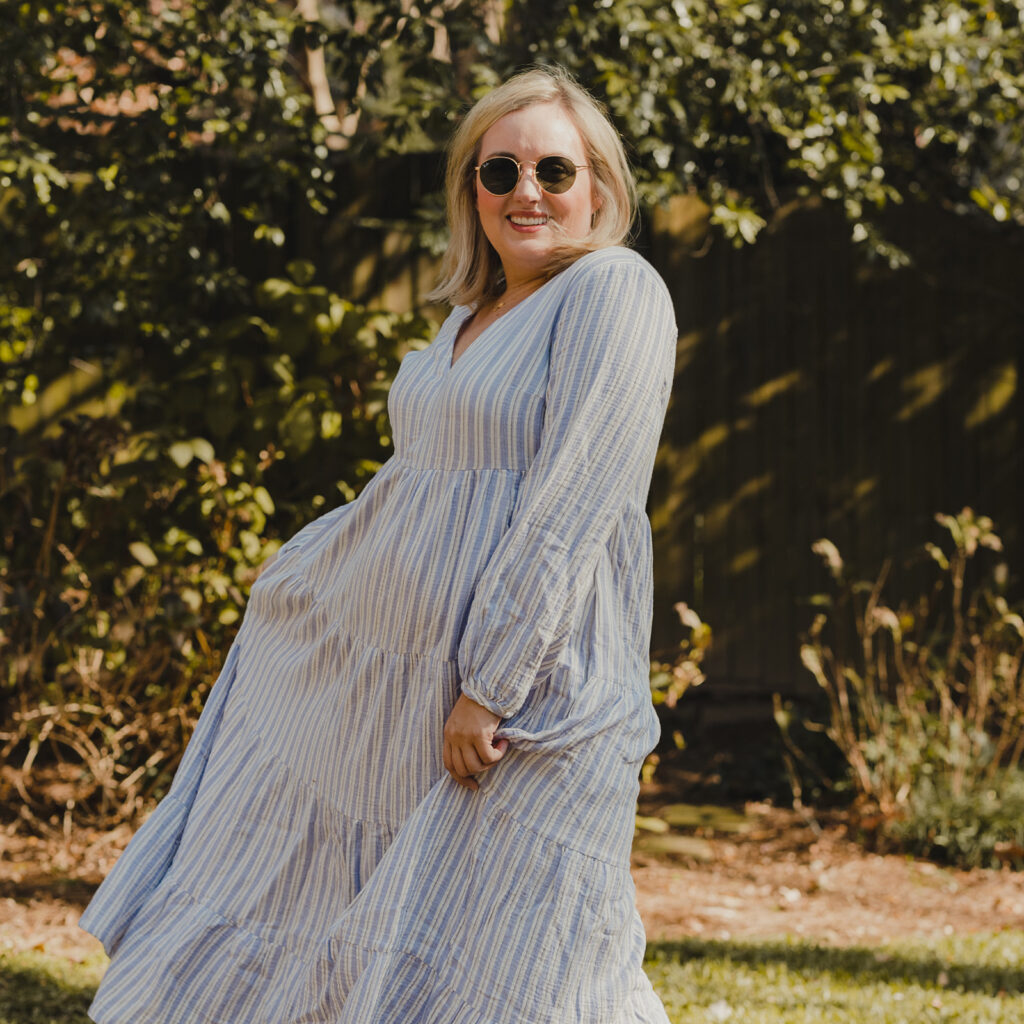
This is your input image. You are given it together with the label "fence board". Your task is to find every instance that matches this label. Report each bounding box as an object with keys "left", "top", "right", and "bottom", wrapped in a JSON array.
[{"left": 649, "top": 200, "right": 1023, "bottom": 705}]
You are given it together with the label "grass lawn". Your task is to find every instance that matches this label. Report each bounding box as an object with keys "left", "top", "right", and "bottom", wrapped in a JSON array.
[
  {"left": 646, "top": 931, "right": 1024, "bottom": 1023},
  {"left": 2, "top": 932, "right": 1021, "bottom": 1023},
  {"left": 0, "top": 951, "right": 104, "bottom": 1024}
]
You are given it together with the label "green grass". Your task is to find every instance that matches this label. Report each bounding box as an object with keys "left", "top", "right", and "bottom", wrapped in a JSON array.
[
  {"left": 3, "top": 933, "right": 1022, "bottom": 1023},
  {"left": 646, "top": 931, "right": 1024, "bottom": 1023},
  {"left": 0, "top": 951, "right": 105, "bottom": 1024}
]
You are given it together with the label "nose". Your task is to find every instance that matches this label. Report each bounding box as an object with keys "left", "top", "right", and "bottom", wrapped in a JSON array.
[{"left": 512, "top": 163, "right": 543, "bottom": 201}]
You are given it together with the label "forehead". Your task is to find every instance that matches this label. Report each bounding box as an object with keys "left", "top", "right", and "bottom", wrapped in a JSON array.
[{"left": 478, "top": 101, "right": 587, "bottom": 161}]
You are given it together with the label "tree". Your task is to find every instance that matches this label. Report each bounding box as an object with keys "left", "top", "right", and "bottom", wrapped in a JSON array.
[
  {"left": 318, "top": 0, "right": 1024, "bottom": 259},
  {"left": 2, "top": 0, "right": 1021, "bottom": 831},
  {"left": 0, "top": 0, "right": 433, "bottom": 829}
]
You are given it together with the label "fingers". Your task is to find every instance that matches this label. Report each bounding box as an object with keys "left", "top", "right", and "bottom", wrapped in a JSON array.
[
  {"left": 453, "top": 745, "right": 477, "bottom": 777},
  {"left": 475, "top": 736, "right": 508, "bottom": 767},
  {"left": 443, "top": 737, "right": 509, "bottom": 790},
  {"left": 460, "top": 745, "right": 491, "bottom": 775},
  {"left": 452, "top": 771, "right": 479, "bottom": 791},
  {"left": 441, "top": 694, "right": 509, "bottom": 790},
  {"left": 443, "top": 739, "right": 479, "bottom": 791}
]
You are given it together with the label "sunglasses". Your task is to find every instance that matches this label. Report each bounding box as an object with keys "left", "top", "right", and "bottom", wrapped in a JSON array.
[{"left": 474, "top": 155, "right": 589, "bottom": 196}]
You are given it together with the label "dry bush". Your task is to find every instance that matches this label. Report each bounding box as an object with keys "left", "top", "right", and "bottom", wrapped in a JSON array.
[{"left": 780, "top": 509, "right": 1024, "bottom": 867}]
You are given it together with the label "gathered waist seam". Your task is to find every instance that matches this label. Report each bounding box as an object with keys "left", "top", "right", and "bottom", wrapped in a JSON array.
[{"left": 388, "top": 458, "right": 528, "bottom": 475}]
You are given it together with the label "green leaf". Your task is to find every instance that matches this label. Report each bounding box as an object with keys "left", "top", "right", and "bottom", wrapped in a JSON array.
[
  {"left": 253, "top": 486, "right": 275, "bottom": 516},
  {"left": 129, "top": 541, "right": 158, "bottom": 567},
  {"left": 168, "top": 441, "right": 195, "bottom": 468}
]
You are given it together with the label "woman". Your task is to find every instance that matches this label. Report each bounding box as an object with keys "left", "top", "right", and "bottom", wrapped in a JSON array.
[{"left": 81, "top": 66, "right": 677, "bottom": 1024}]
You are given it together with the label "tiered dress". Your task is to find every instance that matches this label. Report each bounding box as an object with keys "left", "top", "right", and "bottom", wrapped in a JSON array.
[{"left": 80, "top": 246, "right": 678, "bottom": 1024}]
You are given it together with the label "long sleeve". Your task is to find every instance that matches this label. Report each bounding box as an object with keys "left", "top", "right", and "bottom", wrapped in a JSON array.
[{"left": 457, "top": 250, "right": 677, "bottom": 718}]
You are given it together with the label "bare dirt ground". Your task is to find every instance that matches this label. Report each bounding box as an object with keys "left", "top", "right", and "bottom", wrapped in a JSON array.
[
  {"left": 0, "top": 825, "right": 136, "bottom": 961},
  {"left": 632, "top": 802, "right": 1024, "bottom": 946},
  {"left": 3, "top": 804, "right": 1024, "bottom": 964}
]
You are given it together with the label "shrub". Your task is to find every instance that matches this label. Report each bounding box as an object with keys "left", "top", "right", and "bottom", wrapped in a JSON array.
[
  {"left": 785, "top": 508, "right": 1024, "bottom": 868},
  {"left": 1, "top": 1, "right": 440, "bottom": 835},
  {"left": 650, "top": 602, "right": 712, "bottom": 711},
  {"left": 0, "top": 278, "right": 433, "bottom": 835},
  {"left": 888, "top": 767, "right": 1024, "bottom": 870},
  {"left": 642, "top": 603, "right": 712, "bottom": 785}
]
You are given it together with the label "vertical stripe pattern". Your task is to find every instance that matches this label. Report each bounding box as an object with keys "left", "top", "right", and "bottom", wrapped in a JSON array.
[{"left": 80, "top": 246, "right": 677, "bottom": 1024}]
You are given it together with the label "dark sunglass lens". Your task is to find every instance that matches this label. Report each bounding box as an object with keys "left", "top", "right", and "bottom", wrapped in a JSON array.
[
  {"left": 479, "top": 157, "right": 519, "bottom": 195},
  {"left": 536, "top": 157, "right": 576, "bottom": 194}
]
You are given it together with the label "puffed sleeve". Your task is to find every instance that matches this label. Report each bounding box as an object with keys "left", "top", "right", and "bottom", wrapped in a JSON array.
[{"left": 457, "top": 250, "right": 677, "bottom": 718}]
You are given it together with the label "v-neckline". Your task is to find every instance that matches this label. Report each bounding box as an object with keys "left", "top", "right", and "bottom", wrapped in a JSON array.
[
  {"left": 446, "top": 275, "right": 556, "bottom": 372},
  {"left": 448, "top": 309, "right": 489, "bottom": 370}
]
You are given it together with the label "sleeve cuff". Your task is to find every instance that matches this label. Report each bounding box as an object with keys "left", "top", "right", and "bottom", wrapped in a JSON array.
[{"left": 459, "top": 676, "right": 520, "bottom": 719}]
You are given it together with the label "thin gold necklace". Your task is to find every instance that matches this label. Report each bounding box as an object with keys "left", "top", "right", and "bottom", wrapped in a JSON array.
[{"left": 491, "top": 281, "right": 540, "bottom": 316}]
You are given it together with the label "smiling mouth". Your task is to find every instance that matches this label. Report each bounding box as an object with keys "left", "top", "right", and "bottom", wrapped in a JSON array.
[{"left": 508, "top": 215, "right": 549, "bottom": 226}]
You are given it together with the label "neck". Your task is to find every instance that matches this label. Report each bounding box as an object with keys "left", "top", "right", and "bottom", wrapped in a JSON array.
[
  {"left": 494, "top": 273, "right": 544, "bottom": 308},
  {"left": 502, "top": 270, "right": 544, "bottom": 295},
  {"left": 489, "top": 281, "right": 533, "bottom": 316}
]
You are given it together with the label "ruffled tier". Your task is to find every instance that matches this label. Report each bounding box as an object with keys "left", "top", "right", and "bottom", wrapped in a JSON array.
[
  {"left": 86, "top": 752, "right": 667, "bottom": 1024},
  {"left": 89, "top": 889, "right": 666, "bottom": 1024}
]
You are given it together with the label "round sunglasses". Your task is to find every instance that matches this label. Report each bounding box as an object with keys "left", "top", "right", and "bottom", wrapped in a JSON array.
[{"left": 474, "top": 155, "right": 589, "bottom": 196}]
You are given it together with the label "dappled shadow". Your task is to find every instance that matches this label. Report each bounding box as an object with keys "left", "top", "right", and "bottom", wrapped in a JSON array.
[
  {"left": 648, "top": 199, "right": 1024, "bottom": 714},
  {"left": 0, "top": 876, "right": 98, "bottom": 908},
  {"left": 647, "top": 935, "right": 1023, "bottom": 998}
]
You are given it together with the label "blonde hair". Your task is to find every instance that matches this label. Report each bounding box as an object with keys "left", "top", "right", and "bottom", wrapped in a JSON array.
[{"left": 428, "top": 66, "right": 637, "bottom": 308}]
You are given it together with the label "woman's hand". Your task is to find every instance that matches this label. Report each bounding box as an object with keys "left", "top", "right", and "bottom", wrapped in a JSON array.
[{"left": 443, "top": 694, "right": 508, "bottom": 791}]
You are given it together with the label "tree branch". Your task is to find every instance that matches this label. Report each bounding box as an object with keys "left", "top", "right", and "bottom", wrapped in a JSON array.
[{"left": 294, "top": 0, "right": 346, "bottom": 149}]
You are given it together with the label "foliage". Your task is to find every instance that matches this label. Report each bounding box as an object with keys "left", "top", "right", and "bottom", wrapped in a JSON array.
[
  {"left": 887, "top": 767, "right": 1024, "bottom": 871},
  {"left": 538, "top": 0, "right": 1024, "bottom": 258},
  {"left": 650, "top": 601, "right": 712, "bottom": 710},
  {"left": 341, "top": 0, "right": 1024, "bottom": 260},
  {"left": 9, "top": 0, "right": 1020, "bottom": 415},
  {"left": 786, "top": 509, "right": 1024, "bottom": 868},
  {"left": 3, "top": 0, "right": 1023, "bottom": 832},
  {"left": 641, "top": 602, "right": 712, "bottom": 788},
  {"left": 1, "top": 1, "right": 338, "bottom": 401},
  {"left": 167, "top": 0, "right": 1024, "bottom": 259},
  {"left": 0, "top": 1, "right": 435, "bottom": 832},
  {"left": 297, "top": 0, "right": 1024, "bottom": 257},
  {"left": 0, "top": 272, "right": 432, "bottom": 831}
]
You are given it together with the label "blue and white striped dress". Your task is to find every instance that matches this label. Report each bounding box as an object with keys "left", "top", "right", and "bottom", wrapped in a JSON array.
[{"left": 80, "top": 246, "right": 677, "bottom": 1024}]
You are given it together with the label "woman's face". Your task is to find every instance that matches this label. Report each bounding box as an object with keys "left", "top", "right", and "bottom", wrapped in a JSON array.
[{"left": 474, "top": 101, "right": 597, "bottom": 291}]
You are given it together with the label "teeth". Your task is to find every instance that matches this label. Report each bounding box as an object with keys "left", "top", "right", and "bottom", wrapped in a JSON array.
[{"left": 510, "top": 216, "right": 547, "bottom": 226}]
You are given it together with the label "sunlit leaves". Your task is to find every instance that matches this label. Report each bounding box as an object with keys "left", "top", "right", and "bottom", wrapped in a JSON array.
[
  {"left": 710, "top": 198, "right": 767, "bottom": 246},
  {"left": 456, "top": 0, "right": 1024, "bottom": 258},
  {"left": 0, "top": 2, "right": 445, "bottom": 828}
]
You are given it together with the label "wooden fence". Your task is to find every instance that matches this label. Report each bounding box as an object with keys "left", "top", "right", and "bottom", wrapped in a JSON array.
[{"left": 647, "top": 198, "right": 1023, "bottom": 713}]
